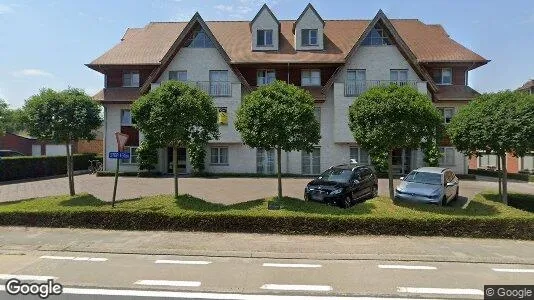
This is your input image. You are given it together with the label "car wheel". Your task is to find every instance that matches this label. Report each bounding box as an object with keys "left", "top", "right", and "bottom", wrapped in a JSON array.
[
  {"left": 441, "top": 195, "right": 448, "bottom": 206},
  {"left": 304, "top": 194, "right": 309, "bottom": 202},
  {"left": 340, "top": 195, "right": 352, "bottom": 209},
  {"left": 371, "top": 185, "right": 378, "bottom": 198}
]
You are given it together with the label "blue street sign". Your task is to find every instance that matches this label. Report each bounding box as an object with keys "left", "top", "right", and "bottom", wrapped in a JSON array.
[{"left": 109, "top": 151, "right": 130, "bottom": 159}]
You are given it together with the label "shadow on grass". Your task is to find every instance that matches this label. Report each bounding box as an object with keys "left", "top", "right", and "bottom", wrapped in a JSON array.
[
  {"left": 393, "top": 196, "right": 499, "bottom": 216},
  {"left": 482, "top": 192, "right": 534, "bottom": 213},
  {"left": 174, "top": 194, "right": 264, "bottom": 212},
  {"left": 281, "top": 198, "right": 376, "bottom": 215},
  {"left": 58, "top": 194, "right": 107, "bottom": 207}
]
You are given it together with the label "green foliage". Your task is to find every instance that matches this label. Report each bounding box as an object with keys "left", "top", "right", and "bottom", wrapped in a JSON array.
[
  {"left": 188, "top": 142, "right": 206, "bottom": 174},
  {"left": 136, "top": 140, "right": 158, "bottom": 172},
  {"left": 0, "top": 99, "right": 25, "bottom": 135},
  {"left": 236, "top": 81, "right": 320, "bottom": 153},
  {"left": 132, "top": 81, "right": 219, "bottom": 149},
  {"left": 24, "top": 88, "right": 102, "bottom": 143},
  {"left": 421, "top": 140, "right": 442, "bottom": 167},
  {"left": 368, "top": 150, "right": 389, "bottom": 173},
  {"left": 448, "top": 91, "right": 534, "bottom": 158},
  {"left": 468, "top": 168, "right": 534, "bottom": 182},
  {"left": 0, "top": 192, "right": 532, "bottom": 239},
  {"left": 0, "top": 153, "right": 96, "bottom": 181},
  {"left": 0, "top": 99, "right": 7, "bottom": 135}
]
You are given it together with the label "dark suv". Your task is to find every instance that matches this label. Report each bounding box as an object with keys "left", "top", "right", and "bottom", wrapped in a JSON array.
[{"left": 304, "top": 164, "right": 378, "bottom": 208}]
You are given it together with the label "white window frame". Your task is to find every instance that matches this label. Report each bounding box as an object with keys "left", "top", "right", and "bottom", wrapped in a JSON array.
[
  {"left": 390, "top": 69, "right": 408, "bottom": 83},
  {"left": 520, "top": 154, "right": 534, "bottom": 171},
  {"left": 439, "top": 107, "right": 455, "bottom": 124},
  {"left": 169, "top": 70, "right": 187, "bottom": 81},
  {"left": 257, "top": 29, "right": 273, "bottom": 47},
  {"left": 439, "top": 147, "right": 455, "bottom": 166},
  {"left": 257, "top": 70, "right": 276, "bottom": 86},
  {"left": 478, "top": 154, "right": 498, "bottom": 169},
  {"left": 302, "top": 147, "right": 321, "bottom": 175},
  {"left": 210, "top": 147, "right": 228, "bottom": 165},
  {"left": 301, "top": 69, "right": 321, "bottom": 86},
  {"left": 123, "top": 71, "right": 140, "bottom": 87},
  {"left": 257, "top": 148, "right": 275, "bottom": 174},
  {"left": 302, "top": 29, "right": 318, "bottom": 46},
  {"left": 350, "top": 147, "right": 371, "bottom": 165},
  {"left": 120, "top": 109, "right": 134, "bottom": 126},
  {"left": 120, "top": 146, "right": 139, "bottom": 165},
  {"left": 434, "top": 68, "right": 452, "bottom": 85}
]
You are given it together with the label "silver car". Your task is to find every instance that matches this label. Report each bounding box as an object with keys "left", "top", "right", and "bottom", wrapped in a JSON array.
[{"left": 394, "top": 167, "right": 459, "bottom": 206}]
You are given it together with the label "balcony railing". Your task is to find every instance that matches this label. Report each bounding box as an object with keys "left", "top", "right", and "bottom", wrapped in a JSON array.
[
  {"left": 155, "top": 81, "right": 232, "bottom": 97},
  {"left": 344, "top": 80, "right": 420, "bottom": 97}
]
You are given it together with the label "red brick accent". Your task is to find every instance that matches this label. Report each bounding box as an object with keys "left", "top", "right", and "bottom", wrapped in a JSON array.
[
  {"left": 506, "top": 153, "right": 519, "bottom": 173},
  {"left": 0, "top": 133, "right": 37, "bottom": 155},
  {"left": 76, "top": 140, "right": 103, "bottom": 155},
  {"left": 469, "top": 156, "right": 478, "bottom": 169}
]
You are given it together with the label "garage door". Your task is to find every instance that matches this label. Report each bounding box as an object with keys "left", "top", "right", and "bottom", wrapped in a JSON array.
[
  {"left": 32, "top": 145, "right": 41, "bottom": 156},
  {"left": 45, "top": 145, "right": 70, "bottom": 156}
]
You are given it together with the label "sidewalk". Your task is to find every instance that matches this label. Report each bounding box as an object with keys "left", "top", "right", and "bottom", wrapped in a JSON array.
[{"left": 1, "top": 226, "right": 533, "bottom": 265}]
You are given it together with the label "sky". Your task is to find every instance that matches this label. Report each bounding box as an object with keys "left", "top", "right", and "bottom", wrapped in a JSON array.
[{"left": 0, "top": 0, "right": 532, "bottom": 108}]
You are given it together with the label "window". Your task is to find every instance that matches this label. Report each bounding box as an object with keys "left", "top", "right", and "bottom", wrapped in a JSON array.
[
  {"left": 439, "top": 147, "right": 455, "bottom": 166},
  {"left": 347, "top": 70, "right": 366, "bottom": 82},
  {"left": 479, "top": 154, "right": 498, "bottom": 169},
  {"left": 350, "top": 147, "right": 370, "bottom": 165},
  {"left": 257, "top": 29, "right": 273, "bottom": 46},
  {"left": 120, "top": 110, "right": 134, "bottom": 125},
  {"left": 432, "top": 68, "right": 452, "bottom": 85},
  {"left": 169, "top": 71, "right": 187, "bottom": 82},
  {"left": 257, "top": 70, "right": 276, "bottom": 86},
  {"left": 521, "top": 155, "right": 534, "bottom": 171},
  {"left": 301, "top": 69, "right": 321, "bottom": 86},
  {"left": 361, "top": 24, "right": 392, "bottom": 46},
  {"left": 209, "top": 70, "right": 230, "bottom": 96},
  {"left": 185, "top": 28, "right": 214, "bottom": 48},
  {"left": 301, "top": 29, "right": 318, "bottom": 46},
  {"left": 210, "top": 147, "right": 228, "bottom": 165},
  {"left": 121, "top": 146, "right": 138, "bottom": 164},
  {"left": 314, "top": 107, "right": 321, "bottom": 124},
  {"left": 390, "top": 69, "right": 408, "bottom": 83},
  {"left": 346, "top": 70, "right": 366, "bottom": 96},
  {"left": 257, "top": 148, "right": 275, "bottom": 174},
  {"left": 123, "top": 71, "right": 140, "bottom": 87},
  {"left": 302, "top": 147, "right": 321, "bottom": 175},
  {"left": 438, "top": 107, "right": 455, "bottom": 124}
]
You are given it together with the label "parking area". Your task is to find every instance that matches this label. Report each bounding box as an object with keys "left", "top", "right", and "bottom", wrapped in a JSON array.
[{"left": 1, "top": 174, "right": 533, "bottom": 204}]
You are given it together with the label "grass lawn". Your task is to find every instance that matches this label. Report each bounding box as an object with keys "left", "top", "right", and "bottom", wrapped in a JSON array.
[{"left": 0, "top": 191, "right": 532, "bottom": 238}]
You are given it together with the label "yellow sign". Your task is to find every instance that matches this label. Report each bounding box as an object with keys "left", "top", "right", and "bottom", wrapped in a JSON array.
[{"left": 218, "top": 107, "right": 228, "bottom": 125}]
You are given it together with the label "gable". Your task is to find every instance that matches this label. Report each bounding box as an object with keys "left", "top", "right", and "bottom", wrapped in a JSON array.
[
  {"left": 250, "top": 4, "right": 280, "bottom": 51},
  {"left": 293, "top": 4, "right": 325, "bottom": 51}
]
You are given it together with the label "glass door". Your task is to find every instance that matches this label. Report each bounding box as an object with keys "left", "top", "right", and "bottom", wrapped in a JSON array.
[
  {"left": 256, "top": 148, "right": 275, "bottom": 174},
  {"left": 167, "top": 147, "right": 187, "bottom": 174}
]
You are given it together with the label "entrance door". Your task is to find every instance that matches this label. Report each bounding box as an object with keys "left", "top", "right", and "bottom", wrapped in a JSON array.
[
  {"left": 167, "top": 147, "right": 187, "bottom": 174},
  {"left": 256, "top": 148, "right": 275, "bottom": 174},
  {"left": 391, "top": 149, "right": 412, "bottom": 175}
]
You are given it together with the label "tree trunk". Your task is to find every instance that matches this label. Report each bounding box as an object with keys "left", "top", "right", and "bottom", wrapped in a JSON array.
[
  {"left": 173, "top": 147, "right": 178, "bottom": 199},
  {"left": 501, "top": 154, "right": 508, "bottom": 205},
  {"left": 65, "top": 142, "right": 75, "bottom": 196},
  {"left": 388, "top": 149, "right": 394, "bottom": 200},
  {"left": 497, "top": 155, "right": 502, "bottom": 199},
  {"left": 277, "top": 147, "right": 282, "bottom": 200}
]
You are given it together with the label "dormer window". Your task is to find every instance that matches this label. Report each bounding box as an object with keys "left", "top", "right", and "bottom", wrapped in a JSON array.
[
  {"left": 301, "top": 29, "right": 318, "bottom": 46},
  {"left": 123, "top": 71, "right": 139, "bottom": 87},
  {"left": 362, "top": 24, "right": 392, "bottom": 46},
  {"left": 257, "top": 29, "right": 273, "bottom": 47},
  {"left": 432, "top": 68, "right": 452, "bottom": 85}
]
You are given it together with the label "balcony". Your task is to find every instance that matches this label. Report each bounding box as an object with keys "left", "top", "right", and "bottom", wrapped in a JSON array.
[
  {"left": 344, "top": 80, "right": 421, "bottom": 97},
  {"left": 152, "top": 81, "right": 232, "bottom": 97}
]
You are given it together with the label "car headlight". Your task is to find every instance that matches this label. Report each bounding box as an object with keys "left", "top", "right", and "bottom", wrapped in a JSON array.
[
  {"left": 330, "top": 188, "right": 343, "bottom": 195},
  {"left": 430, "top": 189, "right": 441, "bottom": 198}
]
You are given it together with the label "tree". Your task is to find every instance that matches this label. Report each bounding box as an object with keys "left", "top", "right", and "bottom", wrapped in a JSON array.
[
  {"left": 131, "top": 81, "right": 219, "bottom": 198},
  {"left": 0, "top": 99, "right": 8, "bottom": 135},
  {"left": 348, "top": 84, "right": 443, "bottom": 199},
  {"left": 0, "top": 99, "right": 25, "bottom": 135},
  {"left": 24, "top": 88, "right": 102, "bottom": 196},
  {"left": 235, "top": 81, "right": 320, "bottom": 200},
  {"left": 448, "top": 91, "right": 534, "bottom": 204}
]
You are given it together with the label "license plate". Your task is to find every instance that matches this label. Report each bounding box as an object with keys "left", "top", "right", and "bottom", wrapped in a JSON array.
[{"left": 312, "top": 193, "right": 324, "bottom": 201}]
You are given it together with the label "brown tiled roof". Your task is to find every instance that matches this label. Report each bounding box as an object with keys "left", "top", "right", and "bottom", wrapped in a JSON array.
[
  {"left": 92, "top": 88, "right": 140, "bottom": 103},
  {"left": 88, "top": 19, "right": 487, "bottom": 66},
  {"left": 517, "top": 79, "right": 534, "bottom": 91},
  {"left": 434, "top": 85, "right": 480, "bottom": 100}
]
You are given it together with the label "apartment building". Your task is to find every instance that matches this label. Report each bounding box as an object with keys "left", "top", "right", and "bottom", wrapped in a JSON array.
[{"left": 88, "top": 4, "right": 488, "bottom": 175}]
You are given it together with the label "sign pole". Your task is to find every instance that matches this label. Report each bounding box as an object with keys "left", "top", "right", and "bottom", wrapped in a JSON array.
[{"left": 111, "top": 132, "right": 129, "bottom": 208}]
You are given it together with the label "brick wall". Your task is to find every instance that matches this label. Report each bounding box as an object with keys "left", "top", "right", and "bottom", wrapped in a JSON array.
[{"left": 76, "top": 140, "right": 103, "bottom": 155}]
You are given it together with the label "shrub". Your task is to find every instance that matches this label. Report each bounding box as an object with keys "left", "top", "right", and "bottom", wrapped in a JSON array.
[
  {"left": 0, "top": 153, "right": 96, "bottom": 181},
  {"left": 469, "top": 169, "right": 534, "bottom": 182}
]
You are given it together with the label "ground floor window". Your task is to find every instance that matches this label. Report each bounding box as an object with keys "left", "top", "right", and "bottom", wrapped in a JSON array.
[
  {"left": 257, "top": 148, "right": 275, "bottom": 174},
  {"left": 302, "top": 147, "right": 321, "bottom": 175},
  {"left": 439, "top": 147, "right": 455, "bottom": 166},
  {"left": 521, "top": 155, "right": 534, "bottom": 171},
  {"left": 210, "top": 147, "right": 228, "bottom": 165},
  {"left": 479, "top": 154, "right": 498, "bottom": 169},
  {"left": 121, "top": 146, "right": 138, "bottom": 164},
  {"left": 349, "top": 147, "right": 370, "bottom": 165}
]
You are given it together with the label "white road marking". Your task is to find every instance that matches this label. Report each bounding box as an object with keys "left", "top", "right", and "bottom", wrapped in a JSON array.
[
  {"left": 155, "top": 259, "right": 211, "bottom": 265},
  {"left": 492, "top": 268, "right": 534, "bottom": 273},
  {"left": 261, "top": 284, "right": 332, "bottom": 291},
  {"left": 262, "top": 263, "right": 322, "bottom": 268},
  {"left": 0, "top": 285, "right": 436, "bottom": 299},
  {"left": 378, "top": 264, "right": 436, "bottom": 270},
  {"left": 40, "top": 255, "right": 108, "bottom": 262},
  {"left": 398, "top": 287, "right": 483, "bottom": 295},
  {"left": 135, "top": 280, "right": 201, "bottom": 287},
  {"left": 0, "top": 274, "right": 57, "bottom": 281}
]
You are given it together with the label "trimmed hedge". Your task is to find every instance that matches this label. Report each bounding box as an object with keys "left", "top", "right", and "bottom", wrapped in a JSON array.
[
  {"left": 0, "top": 153, "right": 96, "bottom": 181},
  {"left": 469, "top": 168, "right": 534, "bottom": 182}
]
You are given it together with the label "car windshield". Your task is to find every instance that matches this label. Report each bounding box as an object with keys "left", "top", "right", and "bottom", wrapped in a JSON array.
[
  {"left": 318, "top": 168, "right": 353, "bottom": 183},
  {"left": 404, "top": 171, "right": 442, "bottom": 185}
]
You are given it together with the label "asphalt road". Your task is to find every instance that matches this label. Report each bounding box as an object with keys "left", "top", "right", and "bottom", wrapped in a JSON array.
[{"left": 1, "top": 228, "right": 534, "bottom": 299}]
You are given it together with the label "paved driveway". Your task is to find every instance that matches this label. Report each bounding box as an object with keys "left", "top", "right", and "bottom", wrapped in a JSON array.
[{"left": 1, "top": 174, "right": 533, "bottom": 204}]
